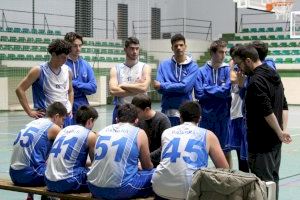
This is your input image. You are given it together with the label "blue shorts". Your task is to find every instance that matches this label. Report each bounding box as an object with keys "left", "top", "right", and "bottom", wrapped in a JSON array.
[
  {"left": 9, "top": 165, "right": 46, "bottom": 186},
  {"left": 229, "top": 117, "right": 248, "bottom": 160},
  {"left": 46, "top": 167, "right": 89, "bottom": 193},
  {"left": 88, "top": 169, "right": 154, "bottom": 200},
  {"left": 200, "top": 117, "right": 231, "bottom": 152}
]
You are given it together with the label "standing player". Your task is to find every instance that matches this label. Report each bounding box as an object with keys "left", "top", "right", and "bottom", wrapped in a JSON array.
[
  {"left": 45, "top": 106, "right": 98, "bottom": 193},
  {"left": 109, "top": 37, "right": 151, "bottom": 124},
  {"left": 151, "top": 101, "right": 229, "bottom": 199},
  {"left": 194, "top": 39, "right": 232, "bottom": 166},
  {"left": 87, "top": 104, "right": 154, "bottom": 200},
  {"left": 10, "top": 102, "right": 67, "bottom": 200},
  {"left": 153, "top": 34, "right": 198, "bottom": 126},
  {"left": 64, "top": 32, "right": 97, "bottom": 124},
  {"left": 15, "top": 39, "right": 74, "bottom": 126}
]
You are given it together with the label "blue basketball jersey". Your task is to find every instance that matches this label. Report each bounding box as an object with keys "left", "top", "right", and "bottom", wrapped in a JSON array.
[
  {"left": 87, "top": 123, "right": 139, "bottom": 188},
  {"left": 151, "top": 122, "right": 208, "bottom": 199},
  {"left": 10, "top": 118, "right": 53, "bottom": 171},
  {"left": 45, "top": 125, "right": 90, "bottom": 181},
  {"left": 32, "top": 62, "right": 72, "bottom": 113}
]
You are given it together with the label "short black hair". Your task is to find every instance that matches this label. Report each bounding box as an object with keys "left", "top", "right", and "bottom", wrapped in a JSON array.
[
  {"left": 229, "top": 44, "right": 242, "bottom": 58},
  {"left": 233, "top": 45, "right": 260, "bottom": 62},
  {"left": 124, "top": 37, "right": 139, "bottom": 48},
  {"left": 251, "top": 40, "right": 268, "bottom": 61},
  {"left": 131, "top": 94, "right": 151, "bottom": 110},
  {"left": 75, "top": 105, "right": 98, "bottom": 126},
  {"left": 117, "top": 104, "right": 138, "bottom": 123},
  {"left": 210, "top": 40, "right": 227, "bottom": 54},
  {"left": 46, "top": 102, "right": 68, "bottom": 118},
  {"left": 171, "top": 33, "right": 185, "bottom": 45},
  {"left": 179, "top": 101, "right": 201, "bottom": 123},
  {"left": 64, "top": 32, "right": 83, "bottom": 44},
  {"left": 47, "top": 39, "right": 71, "bottom": 56}
]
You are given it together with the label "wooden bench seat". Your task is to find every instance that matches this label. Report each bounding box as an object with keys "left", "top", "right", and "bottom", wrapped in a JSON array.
[{"left": 0, "top": 179, "right": 154, "bottom": 200}]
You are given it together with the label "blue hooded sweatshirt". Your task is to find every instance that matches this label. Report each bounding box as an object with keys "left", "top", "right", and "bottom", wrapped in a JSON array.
[
  {"left": 156, "top": 55, "right": 199, "bottom": 111},
  {"left": 65, "top": 56, "right": 97, "bottom": 114},
  {"left": 195, "top": 61, "right": 231, "bottom": 120}
]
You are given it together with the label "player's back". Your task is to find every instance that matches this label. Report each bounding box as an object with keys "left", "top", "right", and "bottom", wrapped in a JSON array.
[
  {"left": 152, "top": 122, "right": 208, "bottom": 199},
  {"left": 45, "top": 125, "right": 90, "bottom": 181},
  {"left": 88, "top": 123, "right": 140, "bottom": 188}
]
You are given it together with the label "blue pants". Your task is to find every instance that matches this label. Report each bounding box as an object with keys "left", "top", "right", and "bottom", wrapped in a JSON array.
[
  {"left": 229, "top": 117, "right": 248, "bottom": 160},
  {"left": 112, "top": 105, "right": 119, "bottom": 124},
  {"left": 10, "top": 165, "right": 46, "bottom": 186},
  {"left": 168, "top": 116, "right": 180, "bottom": 127},
  {"left": 88, "top": 169, "right": 155, "bottom": 200}
]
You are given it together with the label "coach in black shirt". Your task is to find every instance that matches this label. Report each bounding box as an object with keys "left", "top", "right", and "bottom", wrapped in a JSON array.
[{"left": 232, "top": 45, "right": 291, "bottom": 200}]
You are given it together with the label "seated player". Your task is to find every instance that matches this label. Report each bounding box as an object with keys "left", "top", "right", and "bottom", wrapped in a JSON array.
[
  {"left": 131, "top": 94, "right": 171, "bottom": 167},
  {"left": 9, "top": 102, "right": 67, "bottom": 200},
  {"left": 45, "top": 105, "right": 98, "bottom": 193},
  {"left": 151, "top": 101, "right": 229, "bottom": 199},
  {"left": 87, "top": 104, "right": 154, "bottom": 200}
]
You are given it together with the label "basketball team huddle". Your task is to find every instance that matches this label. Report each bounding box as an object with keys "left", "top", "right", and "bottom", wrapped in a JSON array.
[{"left": 10, "top": 32, "right": 292, "bottom": 200}]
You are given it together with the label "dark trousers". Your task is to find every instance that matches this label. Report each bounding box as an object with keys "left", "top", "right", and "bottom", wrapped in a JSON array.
[{"left": 248, "top": 146, "right": 281, "bottom": 200}]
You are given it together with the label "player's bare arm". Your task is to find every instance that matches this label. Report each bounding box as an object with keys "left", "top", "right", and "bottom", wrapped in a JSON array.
[
  {"left": 109, "top": 66, "right": 134, "bottom": 97},
  {"left": 137, "top": 129, "right": 153, "bottom": 170}
]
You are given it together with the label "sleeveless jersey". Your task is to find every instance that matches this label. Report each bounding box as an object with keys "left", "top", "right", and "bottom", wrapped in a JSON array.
[
  {"left": 45, "top": 125, "right": 90, "bottom": 181},
  {"left": 32, "top": 62, "right": 72, "bottom": 113},
  {"left": 87, "top": 123, "right": 139, "bottom": 188},
  {"left": 114, "top": 62, "right": 146, "bottom": 105},
  {"left": 10, "top": 118, "right": 53, "bottom": 170},
  {"left": 151, "top": 122, "right": 208, "bottom": 199}
]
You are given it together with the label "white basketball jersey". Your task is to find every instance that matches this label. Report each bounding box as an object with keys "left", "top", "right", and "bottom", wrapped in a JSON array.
[
  {"left": 115, "top": 62, "right": 146, "bottom": 105},
  {"left": 151, "top": 122, "right": 208, "bottom": 200},
  {"left": 45, "top": 125, "right": 90, "bottom": 181}
]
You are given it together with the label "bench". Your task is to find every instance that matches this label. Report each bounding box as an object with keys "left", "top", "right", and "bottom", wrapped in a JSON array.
[{"left": 0, "top": 179, "right": 154, "bottom": 200}]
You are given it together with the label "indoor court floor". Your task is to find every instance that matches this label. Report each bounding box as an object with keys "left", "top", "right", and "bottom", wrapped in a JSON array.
[{"left": 0, "top": 104, "right": 299, "bottom": 200}]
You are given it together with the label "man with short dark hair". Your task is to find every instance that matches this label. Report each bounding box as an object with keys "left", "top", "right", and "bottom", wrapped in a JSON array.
[
  {"left": 151, "top": 101, "right": 229, "bottom": 199},
  {"left": 88, "top": 104, "right": 154, "bottom": 200},
  {"left": 153, "top": 34, "right": 199, "bottom": 126},
  {"left": 45, "top": 105, "right": 98, "bottom": 193},
  {"left": 232, "top": 45, "right": 292, "bottom": 200},
  {"left": 132, "top": 94, "right": 171, "bottom": 166},
  {"left": 109, "top": 37, "right": 151, "bottom": 124},
  {"left": 64, "top": 32, "right": 97, "bottom": 124}
]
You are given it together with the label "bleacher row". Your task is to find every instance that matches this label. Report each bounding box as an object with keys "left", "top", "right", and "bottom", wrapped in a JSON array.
[{"left": 0, "top": 26, "right": 62, "bottom": 36}]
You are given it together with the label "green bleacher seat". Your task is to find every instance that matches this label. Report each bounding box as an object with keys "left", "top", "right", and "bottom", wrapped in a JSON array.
[
  {"left": 0, "top": 53, "right": 6, "bottom": 60},
  {"left": 7, "top": 53, "right": 16, "bottom": 60},
  {"left": 272, "top": 50, "right": 281, "bottom": 55},
  {"left": 13, "top": 28, "right": 21, "bottom": 33},
  {"left": 295, "top": 58, "right": 300, "bottom": 63},
  {"left": 242, "top": 28, "right": 249, "bottom": 33},
  {"left": 275, "top": 58, "right": 283, "bottom": 63},
  {"left": 0, "top": 27, "right": 3, "bottom": 32},
  {"left": 18, "top": 37, "right": 26, "bottom": 43},
  {"left": 275, "top": 27, "right": 283, "bottom": 32},
  {"left": 285, "top": 35, "right": 290, "bottom": 40},
  {"left": 234, "top": 36, "right": 241, "bottom": 40},
  {"left": 31, "top": 28, "right": 38, "bottom": 34},
  {"left": 87, "top": 41, "right": 94, "bottom": 46},
  {"left": 258, "top": 28, "right": 265, "bottom": 32},
  {"left": 108, "top": 49, "right": 114, "bottom": 54},
  {"left": 267, "top": 27, "right": 274, "bottom": 32},
  {"left": 114, "top": 49, "right": 121, "bottom": 55},
  {"left": 115, "top": 43, "right": 122, "bottom": 47},
  {"left": 291, "top": 50, "right": 300, "bottom": 55},
  {"left": 22, "top": 45, "right": 30, "bottom": 51},
  {"left": 270, "top": 42, "right": 279, "bottom": 47},
  {"left": 43, "top": 38, "right": 51, "bottom": 44},
  {"left": 54, "top": 30, "right": 61, "bottom": 35},
  {"left": 6, "top": 27, "right": 13, "bottom": 32},
  {"left": 27, "top": 37, "right": 34, "bottom": 43},
  {"left": 106, "top": 57, "right": 113, "bottom": 62},
  {"left": 16, "top": 54, "right": 25, "bottom": 60},
  {"left": 39, "top": 46, "right": 47, "bottom": 52},
  {"left": 108, "top": 42, "right": 115, "bottom": 47},
  {"left": 288, "top": 42, "right": 297, "bottom": 47},
  {"left": 0, "top": 36, "right": 8, "bottom": 42},
  {"left": 31, "top": 46, "right": 39, "bottom": 51},
  {"left": 35, "top": 38, "right": 43, "bottom": 43},
  {"left": 281, "top": 50, "right": 290, "bottom": 55},
  {"left": 277, "top": 35, "right": 285, "bottom": 40},
  {"left": 113, "top": 57, "right": 119, "bottom": 62},
  {"left": 44, "top": 54, "right": 50, "bottom": 60},
  {"left": 38, "top": 29, "right": 46, "bottom": 35},
  {"left": 34, "top": 54, "right": 44, "bottom": 61},
  {"left": 250, "top": 28, "right": 257, "bottom": 32},
  {"left": 93, "top": 49, "right": 100, "bottom": 54},
  {"left": 101, "top": 49, "right": 108, "bottom": 54},
  {"left": 22, "top": 28, "right": 30, "bottom": 33},
  {"left": 84, "top": 56, "right": 91, "bottom": 62},
  {"left": 284, "top": 58, "right": 293, "bottom": 64},
  {"left": 242, "top": 36, "right": 250, "bottom": 40},
  {"left": 13, "top": 45, "right": 22, "bottom": 51},
  {"left": 279, "top": 42, "right": 288, "bottom": 47},
  {"left": 92, "top": 56, "right": 98, "bottom": 62},
  {"left": 25, "top": 54, "right": 34, "bottom": 60},
  {"left": 9, "top": 37, "right": 17, "bottom": 42},
  {"left": 258, "top": 35, "right": 267, "bottom": 40},
  {"left": 99, "top": 57, "right": 106, "bottom": 62},
  {"left": 81, "top": 48, "right": 87, "bottom": 53},
  {"left": 86, "top": 48, "right": 92, "bottom": 53},
  {"left": 47, "top": 30, "right": 54, "bottom": 35},
  {"left": 119, "top": 57, "right": 125, "bottom": 62},
  {"left": 95, "top": 42, "right": 102, "bottom": 46},
  {"left": 267, "top": 35, "right": 276, "bottom": 40},
  {"left": 250, "top": 35, "right": 258, "bottom": 40},
  {"left": 102, "top": 42, "right": 108, "bottom": 46},
  {"left": 2, "top": 45, "right": 12, "bottom": 51}
]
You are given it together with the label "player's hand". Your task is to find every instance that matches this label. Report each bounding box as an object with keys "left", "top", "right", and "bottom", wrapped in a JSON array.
[
  {"left": 153, "top": 80, "right": 160, "bottom": 90},
  {"left": 278, "top": 131, "right": 292, "bottom": 144},
  {"left": 29, "top": 110, "right": 45, "bottom": 119},
  {"left": 237, "top": 71, "right": 246, "bottom": 88}
]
